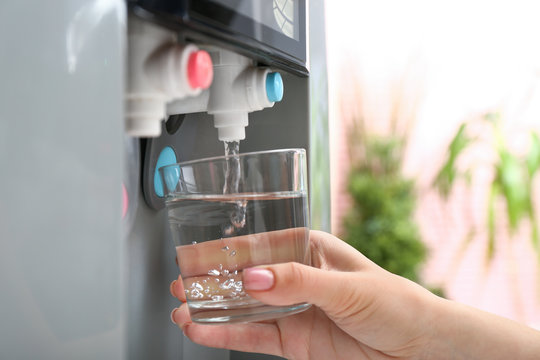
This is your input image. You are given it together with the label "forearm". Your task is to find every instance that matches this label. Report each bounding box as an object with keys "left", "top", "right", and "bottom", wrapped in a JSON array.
[{"left": 425, "top": 297, "right": 540, "bottom": 360}]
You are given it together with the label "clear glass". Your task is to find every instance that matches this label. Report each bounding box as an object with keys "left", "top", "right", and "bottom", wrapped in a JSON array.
[{"left": 160, "top": 148, "right": 311, "bottom": 323}]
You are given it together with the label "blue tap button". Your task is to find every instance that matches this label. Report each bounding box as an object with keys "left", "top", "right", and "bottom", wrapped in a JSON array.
[
  {"left": 266, "top": 72, "right": 283, "bottom": 103},
  {"left": 154, "top": 146, "right": 178, "bottom": 198}
]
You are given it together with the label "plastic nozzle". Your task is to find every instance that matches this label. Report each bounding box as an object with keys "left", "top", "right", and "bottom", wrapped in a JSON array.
[{"left": 213, "top": 112, "right": 249, "bottom": 142}]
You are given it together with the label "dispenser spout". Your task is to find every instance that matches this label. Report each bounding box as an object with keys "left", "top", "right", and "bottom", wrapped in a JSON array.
[{"left": 214, "top": 112, "right": 249, "bottom": 142}]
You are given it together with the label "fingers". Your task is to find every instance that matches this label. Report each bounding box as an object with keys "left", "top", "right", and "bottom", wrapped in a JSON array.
[
  {"left": 243, "top": 262, "right": 368, "bottom": 319},
  {"left": 172, "top": 230, "right": 373, "bottom": 304},
  {"left": 175, "top": 228, "right": 372, "bottom": 283},
  {"left": 309, "top": 230, "right": 377, "bottom": 272},
  {"left": 170, "top": 275, "right": 186, "bottom": 302},
  {"left": 170, "top": 303, "right": 285, "bottom": 357},
  {"left": 176, "top": 228, "right": 309, "bottom": 278}
]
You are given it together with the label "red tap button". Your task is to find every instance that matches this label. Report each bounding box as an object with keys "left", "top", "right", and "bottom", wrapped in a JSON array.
[{"left": 187, "top": 50, "right": 213, "bottom": 89}]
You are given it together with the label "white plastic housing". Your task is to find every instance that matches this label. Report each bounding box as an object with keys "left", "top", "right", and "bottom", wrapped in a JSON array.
[
  {"left": 166, "top": 48, "right": 276, "bottom": 142},
  {"left": 145, "top": 43, "right": 203, "bottom": 99},
  {"left": 126, "top": 15, "right": 211, "bottom": 137}
]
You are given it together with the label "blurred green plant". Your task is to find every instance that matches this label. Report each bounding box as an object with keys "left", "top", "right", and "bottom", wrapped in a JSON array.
[
  {"left": 433, "top": 112, "right": 540, "bottom": 262},
  {"left": 343, "top": 135, "right": 427, "bottom": 282}
]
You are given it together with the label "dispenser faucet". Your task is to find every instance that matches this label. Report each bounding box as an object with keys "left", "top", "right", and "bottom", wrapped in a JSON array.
[
  {"left": 167, "top": 47, "right": 284, "bottom": 142},
  {"left": 126, "top": 14, "right": 214, "bottom": 137}
]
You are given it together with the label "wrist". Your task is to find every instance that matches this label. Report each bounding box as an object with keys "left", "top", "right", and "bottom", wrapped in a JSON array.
[
  {"left": 419, "top": 296, "right": 459, "bottom": 360},
  {"left": 423, "top": 296, "right": 540, "bottom": 360}
]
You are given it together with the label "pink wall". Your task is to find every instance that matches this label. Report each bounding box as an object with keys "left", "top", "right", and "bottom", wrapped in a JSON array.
[{"left": 325, "top": 0, "right": 540, "bottom": 328}]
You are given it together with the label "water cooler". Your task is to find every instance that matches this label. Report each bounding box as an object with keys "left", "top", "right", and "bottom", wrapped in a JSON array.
[{"left": 0, "top": 1, "right": 329, "bottom": 359}]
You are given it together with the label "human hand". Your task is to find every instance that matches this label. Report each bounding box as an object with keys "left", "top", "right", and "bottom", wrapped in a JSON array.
[{"left": 170, "top": 230, "right": 439, "bottom": 359}]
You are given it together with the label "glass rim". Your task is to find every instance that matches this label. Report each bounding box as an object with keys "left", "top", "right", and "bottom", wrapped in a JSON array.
[{"left": 159, "top": 148, "right": 306, "bottom": 171}]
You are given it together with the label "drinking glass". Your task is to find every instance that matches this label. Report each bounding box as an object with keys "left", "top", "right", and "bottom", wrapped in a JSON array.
[{"left": 159, "top": 148, "right": 311, "bottom": 323}]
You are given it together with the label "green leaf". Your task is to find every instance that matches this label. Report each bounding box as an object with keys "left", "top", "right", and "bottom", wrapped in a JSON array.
[
  {"left": 496, "top": 151, "right": 529, "bottom": 231},
  {"left": 433, "top": 123, "right": 473, "bottom": 198},
  {"left": 526, "top": 132, "right": 540, "bottom": 177},
  {"left": 487, "top": 183, "right": 498, "bottom": 262}
]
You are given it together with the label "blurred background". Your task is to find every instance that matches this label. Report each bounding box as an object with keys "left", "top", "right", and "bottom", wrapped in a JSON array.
[{"left": 325, "top": 0, "right": 540, "bottom": 328}]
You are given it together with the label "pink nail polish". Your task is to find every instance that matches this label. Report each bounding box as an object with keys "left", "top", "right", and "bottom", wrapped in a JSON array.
[{"left": 243, "top": 268, "right": 274, "bottom": 291}]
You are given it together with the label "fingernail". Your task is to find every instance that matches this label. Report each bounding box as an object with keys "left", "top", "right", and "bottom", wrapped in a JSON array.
[
  {"left": 170, "top": 280, "right": 177, "bottom": 298},
  {"left": 170, "top": 308, "right": 179, "bottom": 325},
  {"left": 243, "top": 268, "right": 274, "bottom": 291}
]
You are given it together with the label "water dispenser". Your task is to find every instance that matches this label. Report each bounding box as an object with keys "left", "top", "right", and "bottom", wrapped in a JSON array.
[{"left": 0, "top": 1, "right": 329, "bottom": 359}]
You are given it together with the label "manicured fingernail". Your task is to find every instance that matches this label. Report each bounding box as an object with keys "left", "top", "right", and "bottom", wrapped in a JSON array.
[
  {"left": 170, "top": 308, "right": 179, "bottom": 325},
  {"left": 243, "top": 268, "right": 274, "bottom": 291},
  {"left": 170, "top": 280, "right": 177, "bottom": 298}
]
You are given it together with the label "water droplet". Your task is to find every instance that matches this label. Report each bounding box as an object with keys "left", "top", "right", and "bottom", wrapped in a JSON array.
[
  {"left": 221, "top": 245, "right": 230, "bottom": 252},
  {"left": 208, "top": 269, "right": 220, "bottom": 276},
  {"left": 211, "top": 295, "right": 224, "bottom": 301},
  {"left": 191, "top": 241, "right": 197, "bottom": 245},
  {"left": 222, "top": 269, "right": 230, "bottom": 276},
  {"left": 229, "top": 250, "right": 237, "bottom": 257}
]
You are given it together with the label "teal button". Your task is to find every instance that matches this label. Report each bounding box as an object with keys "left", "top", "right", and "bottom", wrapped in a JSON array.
[
  {"left": 266, "top": 72, "right": 283, "bottom": 102},
  {"left": 154, "top": 146, "right": 178, "bottom": 197}
]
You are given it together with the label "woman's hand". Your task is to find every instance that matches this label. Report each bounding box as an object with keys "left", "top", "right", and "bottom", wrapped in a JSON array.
[
  {"left": 170, "top": 230, "right": 540, "bottom": 359},
  {"left": 170, "top": 230, "right": 439, "bottom": 359}
]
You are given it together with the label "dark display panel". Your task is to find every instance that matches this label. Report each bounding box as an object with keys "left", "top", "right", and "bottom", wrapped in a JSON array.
[{"left": 130, "top": 0, "right": 308, "bottom": 76}]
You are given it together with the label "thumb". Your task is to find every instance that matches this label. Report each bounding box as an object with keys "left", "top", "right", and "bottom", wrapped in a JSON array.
[{"left": 243, "top": 262, "right": 366, "bottom": 317}]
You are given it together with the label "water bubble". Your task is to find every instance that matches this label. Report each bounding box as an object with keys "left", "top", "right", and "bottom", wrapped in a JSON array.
[
  {"left": 190, "top": 282, "right": 203, "bottom": 291},
  {"left": 191, "top": 241, "right": 197, "bottom": 245},
  {"left": 190, "top": 289, "right": 203, "bottom": 299},
  {"left": 208, "top": 269, "right": 220, "bottom": 276},
  {"left": 220, "top": 279, "right": 235, "bottom": 290}
]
